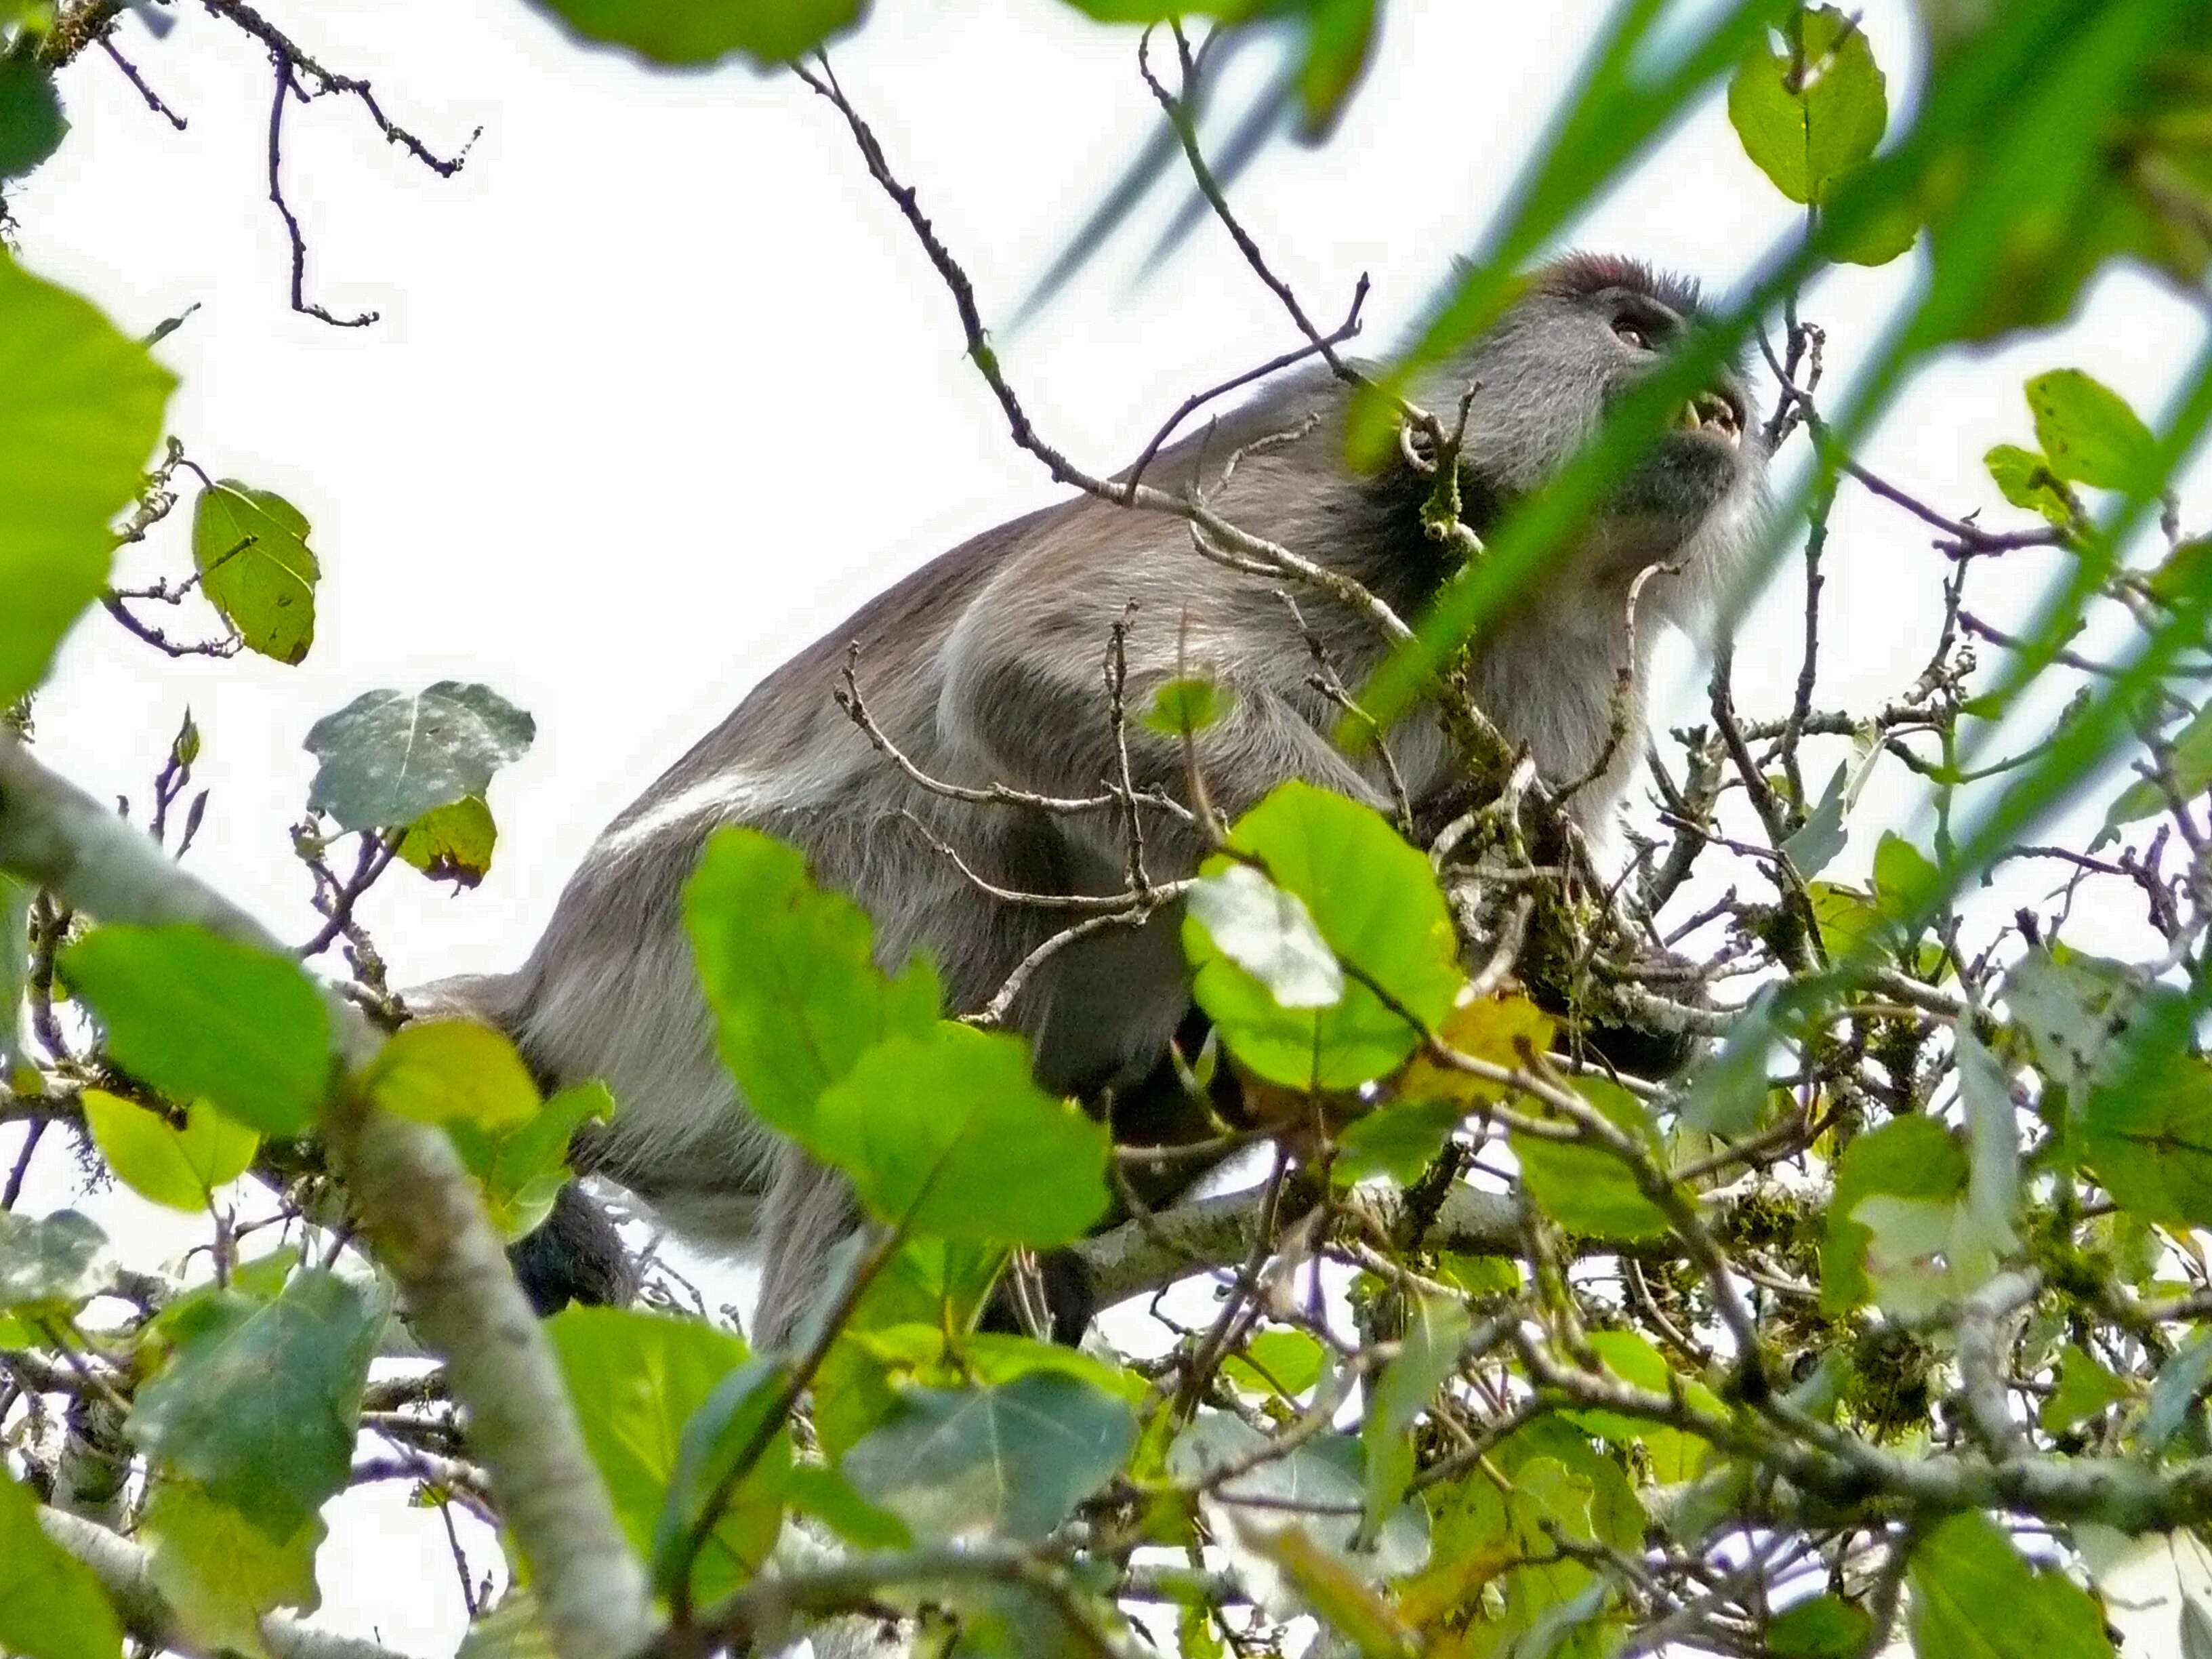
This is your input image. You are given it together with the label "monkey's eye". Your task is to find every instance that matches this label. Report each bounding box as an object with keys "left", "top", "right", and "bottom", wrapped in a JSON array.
[{"left": 1612, "top": 316, "right": 1654, "bottom": 350}]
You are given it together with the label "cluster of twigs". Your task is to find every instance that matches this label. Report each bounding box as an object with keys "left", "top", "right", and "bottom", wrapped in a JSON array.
[{"left": 35, "top": 0, "right": 475, "bottom": 325}]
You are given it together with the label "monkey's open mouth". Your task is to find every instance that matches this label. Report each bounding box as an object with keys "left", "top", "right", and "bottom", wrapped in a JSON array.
[{"left": 1679, "top": 390, "right": 1742, "bottom": 445}]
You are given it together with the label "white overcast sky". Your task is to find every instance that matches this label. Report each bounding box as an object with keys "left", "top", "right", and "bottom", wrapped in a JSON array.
[{"left": 8, "top": 1, "right": 2209, "bottom": 1651}]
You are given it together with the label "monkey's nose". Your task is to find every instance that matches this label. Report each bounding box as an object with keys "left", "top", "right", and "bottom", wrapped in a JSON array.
[{"left": 1680, "top": 390, "right": 1742, "bottom": 445}]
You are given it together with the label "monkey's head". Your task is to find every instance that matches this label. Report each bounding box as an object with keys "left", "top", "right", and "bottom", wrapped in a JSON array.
[{"left": 1440, "top": 253, "right": 1767, "bottom": 623}]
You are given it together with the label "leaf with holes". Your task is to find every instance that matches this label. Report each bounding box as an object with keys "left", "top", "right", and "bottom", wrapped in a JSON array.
[
  {"left": 1986, "top": 443, "right": 2078, "bottom": 527},
  {"left": 304, "top": 682, "right": 534, "bottom": 833},
  {"left": 395, "top": 794, "right": 497, "bottom": 886},
  {"left": 192, "top": 480, "right": 319, "bottom": 663},
  {"left": 2027, "top": 369, "right": 2156, "bottom": 492},
  {"left": 1820, "top": 1115, "right": 1965, "bottom": 1314},
  {"left": 1185, "top": 862, "right": 1343, "bottom": 1010}
]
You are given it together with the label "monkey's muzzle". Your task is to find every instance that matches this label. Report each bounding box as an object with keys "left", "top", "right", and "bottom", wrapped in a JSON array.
[{"left": 1679, "top": 390, "right": 1744, "bottom": 445}]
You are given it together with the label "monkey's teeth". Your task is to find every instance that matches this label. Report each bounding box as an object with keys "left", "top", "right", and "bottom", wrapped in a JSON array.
[{"left": 1683, "top": 394, "right": 1743, "bottom": 445}]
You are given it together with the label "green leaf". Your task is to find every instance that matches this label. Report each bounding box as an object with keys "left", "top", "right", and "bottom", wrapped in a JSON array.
[
  {"left": 0, "top": 1208, "right": 111, "bottom": 1315},
  {"left": 1907, "top": 1511, "right": 2114, "bottom": 1659},
  {"left": 545, "top": 1307, "right": 785, "bottom": 1605},
  {"left": 1824, "top": 190, "right": 1920, "bottom": 266},
  {"left": 1727, "top": 5, "right": 1888, "bottom": 205},
  {"left": 1362, "top": 1292, "right": 1469, "bottom": 1528},
  {"left": 395, "top": 794, "right": 497, "bottom": 887},
  {"left": 1185, "top": 863, "right": 1343, "bottom": 1010},
  {"left": 813, "top": 1023, "right": 1109, "bottom": 1244},
  {"left": 127, "top": 1270, "right": 380, "bottom": 1539},
  {"left": 81, "top": 1090, "right": 258, "bottom": 1212},
  {"left": 840, "top": 1372, "right": 1136, "bottom": 1543},
  {"left": 782, "top": 1463, "right": 911, "bottom": 1551},
  {"left": 1768, "top": 1593, "right": 1872, "bottom": 1658},
  {"left": 1955, "top": 1029, "right": 2022, "bottom": 1257},
  {"left": 1851, "top": 1192, "right": 1999, "bottom": 1320},
  {"left": 2027, "top": 369, "right": 2158, "bottom": 491},
  {"left": 649, "top": 1354, "right": 790, "bottom": 1597},
  {"left": 359, "top": 1019, "right": 539, "bottom": 1131},
  {"left": 63, "top": 924, "right": 333, "bottom": 1139},
  {"left": 456, "top": 1589, "right": 555, "bottom": 1659},
  {"left": 1242, "top": 1525, "right": 1422, "bottom": 1658},
  {"left": 1985, "top": 443, "right": 2078, "bottom": 527},
  {"left": 1, "top": 871, "right": 30, "bottom": 1076},
  {"left": 527, "top": 0, "right": 863, "bottom": 66},
  {"left": 190, "top": 480, "right": 319, "bottom": 664},
  {"left": 1872, "top": 830, "right": 1942, "bottom": 921},
  {"left": 684, "top": 827, "right": 940, "bottom": 1146},
  {"left": 2144, "top": 1330, "right": 2212, "bottom": 1454},
  {"left": 1780, "top": 729, "right": 1881, "bottom": 878},
  {"left": 1168, "top": 1414, "right": 1429, "bottom": 1581},
  {"left": 2106, "top": 703, "right": 2212, "bottom": 831},
  {"left": 2004, "top": 950, "right": 2150, "bottom": 1099},
  {"left": 1512, "top": 1080, "right": 1675, "bottom": 1240},
  {"left": 1820, "top": 1115, "right": 1965, "bottom": 1314},
  {"left": 0, "top": 1469, "right": 123, "bottom": 1659},
  {"left": 0, "top": 57, "right": 65, "bottom": 182},
  {"left": 1398, "top": 1419, "right": 1639, "bottom": 1646},
  {"left": 810, "top": 1239, "right": 1006, "bottom": 1459},
  {"left": 446, "top": 1080, "right": 615, "bottom": 1241},
  {"left": 1561, "top": 1330, "right": 1721, "bottom": 1483},
  {"left": 142, "top": 1481, "right": 323, "bottom": 1658},
  {"left": 0, "top": 255, "right": 174, "bottom": 706},
  {"left": 2078, "top": 1054, "right": 2212, "bottom": 1228},
  {"left": 303, "top": 682, "right": 535, "bottom": 834},
  {"left": 1185, "top": 783, "right": 1462, "bottom": 1090},
  {"left": 1292, "top": 0, "right": 1380, "bottom": 138},
  {"left": 1141, "top": 676, "right": 1233, "bottom": 735},
  {"left": 2040, "top": 1343, "right": 2131, "bottom": 1435},
  {"left": 1808, "top": 881, "right": 1883, "bottom": 958},
  {"left": 1225, "top": 1328, "right": 1328, "bottom": 1399}
]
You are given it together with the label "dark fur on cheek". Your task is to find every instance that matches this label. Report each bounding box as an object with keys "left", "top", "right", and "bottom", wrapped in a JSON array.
[{"left": 1612, "top": 431, "right": 1746, "bottom": 520}]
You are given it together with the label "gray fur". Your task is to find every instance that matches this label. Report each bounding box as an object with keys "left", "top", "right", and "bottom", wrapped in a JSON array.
[{"left": 447, "top": 256, "right": 1767, "bottom": 1345}]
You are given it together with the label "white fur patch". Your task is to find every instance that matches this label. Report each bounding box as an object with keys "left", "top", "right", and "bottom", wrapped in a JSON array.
[{"left": 595, "top": 769, "right": 770, "bottom": 859}]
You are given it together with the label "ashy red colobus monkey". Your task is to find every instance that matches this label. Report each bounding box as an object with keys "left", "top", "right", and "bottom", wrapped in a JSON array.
[{"left": 430, "top": 255, "right": 1767, "bottom": 1343}]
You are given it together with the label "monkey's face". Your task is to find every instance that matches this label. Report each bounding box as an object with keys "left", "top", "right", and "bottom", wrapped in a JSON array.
[{"left": 1454, "top": 261, "right": 1766, "bottom": 575}]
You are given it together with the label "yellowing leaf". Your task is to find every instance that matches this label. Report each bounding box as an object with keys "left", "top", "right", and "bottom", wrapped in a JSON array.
[
  {"left": 359, "top": 1020, "right": 540, "bottom": 1131},
  {"left": 192, "top": 481, "right": 319, "bottom": 664},
  {"left": 82, "top": 1090, "right": 258, "bottom": 1212}
]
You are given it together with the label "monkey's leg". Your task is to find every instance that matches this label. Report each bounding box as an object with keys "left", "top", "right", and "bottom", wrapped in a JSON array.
[{"left": 752, "top": 1145, "right": 866, "bottom": 1349}]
